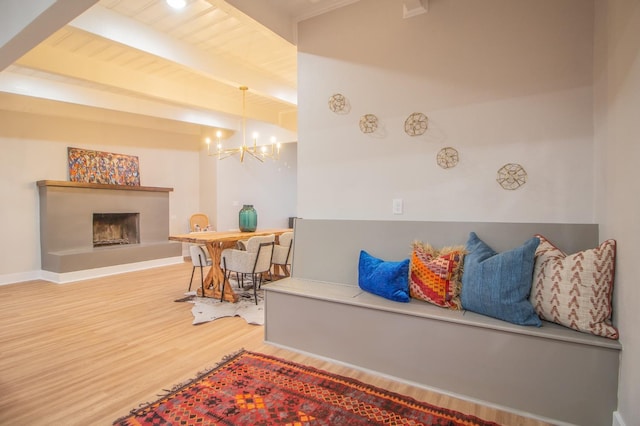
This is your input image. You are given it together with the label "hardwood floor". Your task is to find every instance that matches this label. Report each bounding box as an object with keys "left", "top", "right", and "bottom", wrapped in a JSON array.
[{"left": 0, "top": 262, "right": 550, "bottom": 425}]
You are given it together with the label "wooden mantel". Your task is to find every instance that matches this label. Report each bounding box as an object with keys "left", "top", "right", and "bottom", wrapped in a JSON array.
[{"left": 37, "top": 180, "right": 173, "bottom": 193}]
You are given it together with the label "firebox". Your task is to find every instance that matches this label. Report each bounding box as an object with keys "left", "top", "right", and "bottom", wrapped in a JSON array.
[{"left": 93, "top": 213, "right": 140, "bottom": 247}]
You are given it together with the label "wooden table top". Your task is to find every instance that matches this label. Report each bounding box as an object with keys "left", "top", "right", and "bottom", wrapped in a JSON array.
[{"left": 169, "top": 228, "right": 293, "bottom": 245}]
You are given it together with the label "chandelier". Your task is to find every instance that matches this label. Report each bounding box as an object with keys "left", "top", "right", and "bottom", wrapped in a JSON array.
[{"left": 206, "top": 86, "right": 281, "bottom": 163}]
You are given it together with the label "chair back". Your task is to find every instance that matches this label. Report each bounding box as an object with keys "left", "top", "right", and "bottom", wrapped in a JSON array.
[
  {"left": 245, "top": 235, "right": 275, "bottom": 273},
  {"left": 189, "top": 245, "right": 209, "bottom": 267},
  {"left": 189, "top": 213, "right": 209, "bottom": 232},
  {"left": 273, "top": 232, "right": 294, "bottom": 265},
  {"left": 253, "top": 241, "right": 275, "bottom": 274},
  {"left": 245, "top": 234, "right": 275, "bottom": 253},
  {"left": 278, "top": 232, "right": 293, "bottom": 248}
]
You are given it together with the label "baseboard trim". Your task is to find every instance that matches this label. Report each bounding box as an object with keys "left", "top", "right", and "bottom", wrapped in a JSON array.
[
  {"left": 613, "top": 411, "right": 626, "bottom": 426},
  {"left": 0, "top": 270, "right": 41, "bottom": 286},
  {"left": 0, "top": 257, "right": 184, "bottom": 286}
]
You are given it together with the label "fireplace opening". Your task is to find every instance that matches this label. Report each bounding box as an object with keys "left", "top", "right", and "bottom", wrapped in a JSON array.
[{"left": 93, "top": 213, "right": 140, "bottom": 247}]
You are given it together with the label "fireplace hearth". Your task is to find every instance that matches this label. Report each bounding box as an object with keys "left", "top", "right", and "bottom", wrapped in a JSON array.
[{"left": 93, "top": 213, "right": 140, "bottom": 247}]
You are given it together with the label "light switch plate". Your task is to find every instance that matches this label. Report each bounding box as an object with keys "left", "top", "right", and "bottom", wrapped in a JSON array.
[{"left": 392, "top": 198, "right": 403, "bottom": 214}]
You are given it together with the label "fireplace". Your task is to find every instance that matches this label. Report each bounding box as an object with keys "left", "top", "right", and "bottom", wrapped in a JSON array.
[
  {"left": 93, "top": 213, "right": 140, "bottom": 247},
  {"left": 37, "top": 180, "right": 181, "bottom": 277}
]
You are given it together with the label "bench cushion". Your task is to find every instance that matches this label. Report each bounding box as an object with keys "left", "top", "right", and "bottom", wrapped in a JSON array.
[
  {"left": 358, "top": 250, "right": 410, "bottom": 302},
  {"left": 531, "top": 235, "right": 618, "bottom": 339},
  {"left": 461, "top": 232, "right": 541, "bottom": 326},
  {"left": 408, "top": 242, "right": 465, "bottom": 309}
]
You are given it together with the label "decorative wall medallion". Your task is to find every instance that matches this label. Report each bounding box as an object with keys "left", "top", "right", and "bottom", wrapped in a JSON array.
[
  {"left": 497, "top": 163, "right": 527, "bottom": 190},
  {"left": 437, "top": 147, "right": 459, "bottom": 169},
  {"left": 404, "top": 112, "right": 428, "bottom": 136},
  {"left": 359, "top": 114, "right": 379, "bottom": 133},
  {"left": 328, "top": 93, "right": 348, "bottom": 113}
]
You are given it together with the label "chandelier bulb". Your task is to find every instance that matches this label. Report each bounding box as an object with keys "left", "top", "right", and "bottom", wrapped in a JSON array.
[{"left": 206, "top": 85, "right": 282, "bottom": 162}]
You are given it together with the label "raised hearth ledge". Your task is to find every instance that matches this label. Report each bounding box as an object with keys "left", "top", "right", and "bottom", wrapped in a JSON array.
[
  {"left": 37, "top": 180, "right": 173, "bottom": 192},
  {"left": 40, "top": 255, "right": 184, "bottom": 284}
]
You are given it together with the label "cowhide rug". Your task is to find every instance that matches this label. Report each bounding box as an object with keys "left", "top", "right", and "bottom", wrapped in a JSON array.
[{"left": 178, "top": 285, "right": 265, "bottom": 326}]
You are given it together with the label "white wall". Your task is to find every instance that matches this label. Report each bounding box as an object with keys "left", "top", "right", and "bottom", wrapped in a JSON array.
[
  {"left": 211, "top": 117, "right": 298, "bottom": 232},
  {"left": 295, "top": 0, "right": 640, "bottom": 424},
  {"left": 0, "top": 107, "right": 299, "bottom": 281},
  {"left": 297, "top": 0, "right": 595, "bottom": 223},
  {"left": 0, "top": 109, "right": 200, "bottom": 283},
  {"left": 594, "top": 1, "right": 640, "bottom": 425},
  {"left": 215, "top": 142, "right": 297, "bottom": 232},
  {"left": 198, "top": 142, "right": 217, "bottom": 232},
  {"left": 0, "top": 99, "right": 299, "bottom": 281}
]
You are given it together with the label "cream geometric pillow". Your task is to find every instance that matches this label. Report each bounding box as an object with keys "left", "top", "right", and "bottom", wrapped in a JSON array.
[{"left": 530, "top": 234, "right": 618, "bottom": 339}]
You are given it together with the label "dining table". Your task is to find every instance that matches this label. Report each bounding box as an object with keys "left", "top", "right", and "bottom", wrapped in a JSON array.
[{"left": 169, "top": 228, "right": 293, "bottom": 302}]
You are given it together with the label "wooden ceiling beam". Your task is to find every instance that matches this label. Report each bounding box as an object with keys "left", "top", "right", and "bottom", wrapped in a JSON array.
[{"left": 0, "top": 0, "right": 98, "bottom": 71}]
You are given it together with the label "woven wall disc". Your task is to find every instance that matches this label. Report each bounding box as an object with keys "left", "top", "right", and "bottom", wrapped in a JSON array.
[
  {"left": 437, "top": 147, "right": 459, "bottom": 169},
  {"left": 404, "top": 112, "right": 428, "bottom": 136},
  {"left": 359, "top": 114, "right": 379, "bottom": 133},
  {"left": 328, "top": 93, "right": 347, "bottom": 113},
  {"left": 497, "top": 163, "right": 527, "bottom": 190}
]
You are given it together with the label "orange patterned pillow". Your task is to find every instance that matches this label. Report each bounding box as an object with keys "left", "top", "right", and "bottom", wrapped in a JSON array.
[
  {"left": 530, "top": 234, "right": 618, "bottom": 339},
  {"left": 409, "top": 242, "right": 466, "bottom": 310}
]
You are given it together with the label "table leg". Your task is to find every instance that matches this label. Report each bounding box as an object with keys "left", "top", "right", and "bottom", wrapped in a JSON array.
[{"left": 196, "top": 241, "right": 238, "bottom": 302}]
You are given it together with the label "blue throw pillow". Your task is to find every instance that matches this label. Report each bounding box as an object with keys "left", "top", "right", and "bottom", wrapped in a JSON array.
[
  {"left": 358, "top": 250, "right": 410, "bottom": 303},
  {"left": 461, "top": 232, "right": 541, "bottom": 326}
]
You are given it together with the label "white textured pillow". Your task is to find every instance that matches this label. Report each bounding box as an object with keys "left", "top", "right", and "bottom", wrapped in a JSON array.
[{"left": 530, "top": 234, "right": 618, "bottom": 339}]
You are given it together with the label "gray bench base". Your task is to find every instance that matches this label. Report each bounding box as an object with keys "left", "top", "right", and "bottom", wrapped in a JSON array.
[
  {"left": 264, "top": 219, "right": 621, "bottom": 426},
  {"left": 265, "top": 278, "right": 620, "bottom": 426}
]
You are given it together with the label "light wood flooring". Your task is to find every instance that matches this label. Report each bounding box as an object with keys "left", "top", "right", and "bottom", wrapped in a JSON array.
[{"left": 0, "top": 262, "right": 551, "bottom": 425}]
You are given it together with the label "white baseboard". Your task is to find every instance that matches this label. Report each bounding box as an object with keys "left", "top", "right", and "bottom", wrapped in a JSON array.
[
  {"left": 613, "top": 411, "right": 626, "bottom": 426},
  {"left": 0, "top": 270, "right": 41, "bottom": 286},
  {"left": 0, "top": 257, "right": 184, "bottom": 285}
]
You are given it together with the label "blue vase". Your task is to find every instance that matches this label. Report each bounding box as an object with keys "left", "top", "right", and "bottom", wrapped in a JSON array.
[{"left": 239, "top": 205, "right": 257, "bottom": 232}]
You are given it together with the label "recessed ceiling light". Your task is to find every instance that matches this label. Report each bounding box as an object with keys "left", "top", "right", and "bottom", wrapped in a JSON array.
[{"left": 166, "top": 0, "right": 186, "bottom": 10}]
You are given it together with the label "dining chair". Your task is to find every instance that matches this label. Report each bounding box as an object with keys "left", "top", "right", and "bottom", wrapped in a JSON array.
[
  {"left": 271, "top": 231, "right": 294, "bottom": 279},
  {"left": 188, "top": 244, "right": 211, "bottom": 296},
  {"left": 220, "top": 234, "right": 275, "bottom": 305},
  {"left": 189, "top": 213, "right": 210, "bottom": 232}
]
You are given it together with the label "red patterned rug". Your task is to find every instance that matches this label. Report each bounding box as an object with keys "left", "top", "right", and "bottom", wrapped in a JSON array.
[{"left": 114, "top": 350, "right": 500, "bottom": 425}]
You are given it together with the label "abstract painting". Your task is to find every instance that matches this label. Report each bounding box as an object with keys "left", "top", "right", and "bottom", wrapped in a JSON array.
[{"left": 68, "top": 147, "right": 140, "bottom": 186}]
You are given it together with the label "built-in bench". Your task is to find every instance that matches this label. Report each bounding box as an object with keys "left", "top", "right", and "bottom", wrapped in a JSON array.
[{"left": 264, "top": 219, "right": 621, "bottom": 426}]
